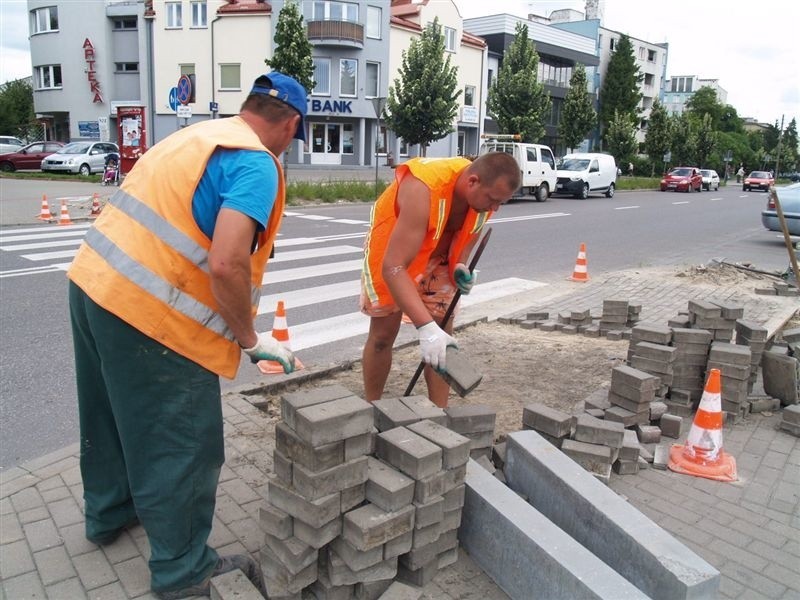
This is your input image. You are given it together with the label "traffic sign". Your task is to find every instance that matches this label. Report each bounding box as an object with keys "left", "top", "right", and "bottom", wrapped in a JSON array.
[
  {"left": 169, "top": 87, "right": 178, "bottom": 111},
  {"left": 177, "top": 75, "right": 193, "bottom": 105},
  {"left": 209, "top": 101, "right": 219, "bottom": 113},
  {"left": 177, "top": 105, "right": 192, "bottom": 118}
]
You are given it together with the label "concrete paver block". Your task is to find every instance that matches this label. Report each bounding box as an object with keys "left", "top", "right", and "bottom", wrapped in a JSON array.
[
  {"left": 267, "top": 478, "right": 341, "bottom": 529},
  {"left": 521, "top": 403, "right": 571, "bottom": 438},
  {"left": 281, "top": 385, "right": 355, "bottom": 430},
  {"left": 372, "top": 399, "right": 420, "bottom": 432},
  {"left": 376, "top": 580, "right": 423, "bottom": 599},
  {"left": 444, "top": 405, "right": 496, "bottom": 434},
  {"left": 292, "top": 513, "right": 342, "bottom": 550},
  {"left": 328, "top": 548, "right": 398, "bottom": 586},
  {"left": 365, "top": 457, "right": 415, "bottom": 512},
  {"left": 398, "top": 396, "right": 447, "bottom": 425},
  {"left": 275, "top": 421, "right": 345, "bottom": 473},
  {"left": 294, "top": 396, "right": 375, "bottom": 447},
  {"left": 292, "top": 456, "right": 368, "bottom": 501},
  {"left": 573, "top": 414, "right": 625, "bottom": 448},
  {"left": 762, "top": 351, "right": 799, "bottom": 405},
  {"left": 210, "top": 568, "right": 264, "bottom": 600},
  {"left": 439, "top": 347, "right": 482, "bottom": 397},
  {"left": 505, "top": 431, "right": 720, "bottom": 600},
  {"left": 342, "top": 503, "right": 415, "bottom": 552},
  {"left": 375, "top": 427, "right": 442, "bottom": 481},
  {"left": 610, "top": 365, "right": 661, "bottom": 390},
  {"left": 407, "top": 420, "right": 470, "bottom": 469}
]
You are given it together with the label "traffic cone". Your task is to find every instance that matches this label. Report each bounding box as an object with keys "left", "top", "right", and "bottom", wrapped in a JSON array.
[
  {"left": 257, "top": 300, "right": 304, "bottom": 375},
  {"left": 668, "top": 368, "right": 737, "bottom": 482},
  {"left": 89, "top": 193, "right": 102, "bottom": 218},
  {"left": 37, "top": 195, "right": 52, "bottom": 221},
  {"left": 58, "top": 200, "right": 73, "bottom": 226},
  {"left": 569, "top": 242, "right": 589, "bottom": 282}
]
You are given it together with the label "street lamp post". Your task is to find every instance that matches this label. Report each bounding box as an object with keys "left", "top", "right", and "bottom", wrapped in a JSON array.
[{"left": 371, "top": 97, "right": 387, "bottom": 199}]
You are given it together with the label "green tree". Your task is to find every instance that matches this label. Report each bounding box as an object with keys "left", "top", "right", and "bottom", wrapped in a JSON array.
[
  {"left": 644, "top": 99, "right": 672, "bottom": 175},
  {"left": 670, "top": 113, "right": 698, "bottom": 167},
  {"left": 684, "top": 86, "right": 724, "bottom": 129},
  {"left": 486, "top": 22, "right": 551, "bottom": 143},
  {"left": 0, "top": 79, "right": 35, "bottom": 139},
  {"left": 558, "top": 64, "right": 595, "bottom": 152},
  {"left": 605, "top": 110, "right": 638, "bottom": 166},
  {"left": 384, "top": 17, "right": 460, "bottom": 156},
  {"left": 780, "top": 118, "right": 799, "bottom": 172},
  {"left": 598, "top": 34, "right": 641, "bottom": 140},
  {"left": 695, "top": 113, "right": 717, "bottom": 167},
  {"left": 265, "top": 0, "right": 315, "bottom": 93}
]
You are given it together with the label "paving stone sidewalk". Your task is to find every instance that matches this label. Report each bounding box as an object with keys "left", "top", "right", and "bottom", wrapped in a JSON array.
[{"left": 1, "top": 268, "right": 797, "bottom": 599}]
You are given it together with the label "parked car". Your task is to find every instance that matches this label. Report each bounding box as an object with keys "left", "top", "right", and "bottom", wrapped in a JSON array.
[
  {"left": 0, "top": 141, "right": 65, "bottom": 172},
  {"left": 743, "top": 171, "right": 774, "bottom": 192},
  {"left": 699, "top": 169, "right": 720, "bottom": 191},
  {"left": 761, "top": 183, "right": 800, "bottom": 236},
  {"left": 479, "top": 136, "right": 557, "bottom": 201},
  {"left": 554, "top": 153, "right": 617, "bottom": 199},
  {"left": 660, "top": 167, "right": 702, "bottom": 192},
  {"left": 41, "top": 142, "right": 119, "bottom": 175},
  {"left": 0, "top": 136, "right": 25, "bottom": 154}
]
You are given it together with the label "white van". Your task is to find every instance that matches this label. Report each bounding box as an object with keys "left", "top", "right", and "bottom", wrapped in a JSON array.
[
  {"left": 554, "top": 153, "right": 617, "bottom": 199},
  {"left": 478, "top": 135, "right": 557, "bottom": 202}
]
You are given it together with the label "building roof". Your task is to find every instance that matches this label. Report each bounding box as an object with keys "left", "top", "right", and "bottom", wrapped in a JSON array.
[{"left": 217, "top": 0, "right": 272, "bottom": 15}]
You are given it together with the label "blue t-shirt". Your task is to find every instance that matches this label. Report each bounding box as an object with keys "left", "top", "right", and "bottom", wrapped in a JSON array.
[{"left": 192, "top": 148, "right": 278, "bottom": 240}]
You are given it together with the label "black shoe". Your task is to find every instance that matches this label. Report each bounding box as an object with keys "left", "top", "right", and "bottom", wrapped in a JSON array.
[
  {"left": 87, "top": 516, "right": 140, "bottom": 546},
  {"left": 153, "top": 554, "right": 266, "bottom": 600}
]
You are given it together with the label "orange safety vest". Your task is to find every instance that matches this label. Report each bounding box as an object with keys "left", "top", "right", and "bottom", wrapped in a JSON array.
[
  {"left": 68, "top": 116, "right": 285, "bottom": 379},
  {"left": 362, "top": 157, "right": 491, "bottom": 307}
]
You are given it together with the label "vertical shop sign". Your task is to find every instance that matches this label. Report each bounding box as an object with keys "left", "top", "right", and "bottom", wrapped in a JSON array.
[{"left": 83, "top": 38, "right": 103, "bottom": 103}]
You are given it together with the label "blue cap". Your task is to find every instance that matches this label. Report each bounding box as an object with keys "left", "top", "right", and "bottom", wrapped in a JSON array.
[{"left": 250, "top": 72, "right": 308, "bottom": 141}]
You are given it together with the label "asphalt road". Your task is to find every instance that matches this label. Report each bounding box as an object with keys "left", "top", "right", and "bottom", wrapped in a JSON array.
[{"left": 0, "top": 179, "right": 795, "bottom": 469}]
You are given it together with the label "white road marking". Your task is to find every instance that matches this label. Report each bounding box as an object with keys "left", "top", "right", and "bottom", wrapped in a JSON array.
[
  {"left": 672, "top": 201, "right": 690, "bottom": 205},
  {"left": 263, "top": 259, "right": 362, "bottom": 284},
  {"left": 614, "top": 206, "right": 639, "bottom": 210}
]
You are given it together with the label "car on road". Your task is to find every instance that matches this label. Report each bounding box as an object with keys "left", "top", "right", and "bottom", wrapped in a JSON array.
[
  {"left": 761, "top": 183, "right": 800, "bottom": 236},
  {"left": 41, "top": 142, "right": 119, "bottom": 175},
  {"left": 0, "top": 141, "right": 65, "bottom": 172},
  {"left": 0, "top": 136, "right": 25, "bottom": 154},
  {"left": 743, "top": 171, "right": 774, "bottom": 192},
  {"left": 699, "top": 169, "right": 720, "bottom": 191},
  {"left": 660, "top": 167, "right": 702, "bottom": 192}
]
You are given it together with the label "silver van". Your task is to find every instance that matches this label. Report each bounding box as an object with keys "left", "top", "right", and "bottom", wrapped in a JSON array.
[
  {"left": 555, "top": 153, "right": 617, "bottom": 199},
  {"left": 478, "top": 136, "right": 557, "bottom": 202}
]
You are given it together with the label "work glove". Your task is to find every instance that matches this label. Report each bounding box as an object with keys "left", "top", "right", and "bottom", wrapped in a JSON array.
[
  {"left": 417, "top": 321, "right": 458, "bottom": 372},
  {"left": 453, "top": 262, "right": 476, "bottom": 294},
  {"left": 241, "top": 333, "right": 295, "bottom": 374}
]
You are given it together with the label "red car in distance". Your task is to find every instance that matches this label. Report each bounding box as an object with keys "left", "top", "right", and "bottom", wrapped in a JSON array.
[
  {"left": 743, "top": 170, "right": 774, "bottom": 192},
  {"left": 0, "top": 141, "right": 65, "bottom": 172},
  {"left": 660, "top": 167, "right": 703, "bottom": 192}
]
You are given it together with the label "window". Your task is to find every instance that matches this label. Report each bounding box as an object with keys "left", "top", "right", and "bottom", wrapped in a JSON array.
[
  {"left": 365, "top": 62, "right": 379, "bottom": 98},
  {"left": 464, "top": 85, "right": 475, "bottom": 106},
  {"left": 166, "top": 2, "right": 182, "bottom": 28},
  {"left": 609, "top": 37, "right": 615, "bottom": 50},
  {"left": 366, "top": 6, "right": 381, "bottom": 39},
  {"left": 638, "top": 47, "right": 645, "bottom": 60},
  {"left": 180, "top": 64, "right": 195, "bottom": 76},
  {"left": 191, "top": 1, "right": 207, "bottom": 27},
  {"left": 339, "top": 58, "right": 356, "bottom": 97},
  {"left": 342, "top": 124, "right": 354, "bottom": 154},
  {"left": 312, "top": 58, "right": 330, "bottom": 95},
  {"left": 644, "top": 73, "right": 654, "bottom": 87},
  {"left": 312, "top": 1, "right": 358, "bottom": 22},
  {"left": 34, "top": 65, "right": 62, "bottom": 89},
  {"left": 113, "top": 17, "right": 137, "bottom": 29},
  {"left": 115, "top": 62, "right": 139, "bottom": 72},
  {"left": 647, "top": 49, "right": 656, "bottom": 62},
  {"left": 444, "top": 26, "right": 456, "bottom": 52},
  {"left": 219, "top": 64, "right": 240, "bottom": 90},
  {"left": 31, "top": 6, "right": 58, "bottom": 34}
]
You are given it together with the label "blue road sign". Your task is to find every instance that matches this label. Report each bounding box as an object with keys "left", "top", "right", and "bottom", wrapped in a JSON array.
[
  {"left": 177, "top": 75, "right": 192, "bottom": 105},
  {"left": 169, "top": 87, "right": 178, "bottom": 112}
]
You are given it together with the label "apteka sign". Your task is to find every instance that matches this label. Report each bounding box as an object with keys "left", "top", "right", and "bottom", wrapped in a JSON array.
[{"left": 83, "top": 38, "right": 103, "bottom": 104}]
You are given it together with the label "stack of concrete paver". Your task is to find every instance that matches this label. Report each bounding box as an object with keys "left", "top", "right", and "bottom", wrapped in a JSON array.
[
  {"left": 688, "top": 300, "right": 737, "bottom": 342},
  {"left": 606, "top": 365, "right": 660, "bottom": 428},
  {"left": 444, "top": 405, "right": 496, "bottom": 461},
  {"left": 734, "top": 319, "right": 769, "bottom": 393},
  {"left": 779, "top": 405, "right": 800, "bottom": 436},
  {"left": 754, "top": 280, "right": 800, "bottom": 296},
  {"left": 707, "top": 342, "right": 753, "bottom": 418},
  {"left": 521, "top": 403, "right": 573, "bottom": 447},
  {"left": 668, "top": 327, "right": 713, "bottom": 409},
  {"left": 598, "top": 299, "right": 640, "bottom": 335}
]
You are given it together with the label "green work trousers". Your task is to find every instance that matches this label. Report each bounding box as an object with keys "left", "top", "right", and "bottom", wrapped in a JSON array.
[{"left": 69, "top": 282, "right": 223, "bottom": 593}]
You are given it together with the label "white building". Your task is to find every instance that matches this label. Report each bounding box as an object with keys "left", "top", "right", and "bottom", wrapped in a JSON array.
[{"left": 664, "top": 76, "right": 728, "bottom": 116}]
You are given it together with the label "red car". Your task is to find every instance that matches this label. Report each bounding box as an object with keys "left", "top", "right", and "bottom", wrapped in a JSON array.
[
  {"left": 743, "top": 170, "right": 774, "bottom": 192},
  {"left": 0, "top": 141, "right": 65, "bottom": 172},
  {"left": 660, "top": 167, "right": 702, "bottom": 192}
]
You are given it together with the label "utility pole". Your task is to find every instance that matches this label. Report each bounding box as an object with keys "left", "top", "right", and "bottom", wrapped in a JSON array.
[{"left": 774, "top": 115, "right": 785, "bottom": 178}]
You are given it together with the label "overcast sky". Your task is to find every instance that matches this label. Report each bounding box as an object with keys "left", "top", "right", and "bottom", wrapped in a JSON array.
[{"left": 1, "top": 0, "right": 797, "bottom": 126}]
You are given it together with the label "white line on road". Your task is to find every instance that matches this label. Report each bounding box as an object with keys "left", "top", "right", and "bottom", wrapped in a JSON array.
[
  {"left": 296, "top": 214, "right": 333, "bottom": 221},
  {"left": 0, "top": 227, "right": 91, "bottom": 243},
  {"left": 672, "top": 201, "right": 690, "bottom": 205},
  {"left": 262, "top": 259, "right": 362, "bottom": 285},
  {"left": 490, "top": 213, "right": 570, "bottom": 224},
  {"left": 20, "top": 249, "right": 82, "bottom": 261},
  {"left": 257, "top": 280, "right": 361, "bottom": 313},
  {"left": 709, "top": 198, "right": 722, "bottom": 201},
  {"left": 0, "top": 263, "right": 72, "bottom": 278},
  {"left": 331, "top": 219, "right": 369, "bottom": 225},
  {"left": 614, "top": 206, "right": 639, "bottom": 210},
  {"left": 269, "top": 245, "right": 363, "bottom": 264},
  {"left": 0, "top": 223, "right": 92, "bottom": 235},
  {"left": 1, "top": 238, "right": 83, "bottom": 251}
]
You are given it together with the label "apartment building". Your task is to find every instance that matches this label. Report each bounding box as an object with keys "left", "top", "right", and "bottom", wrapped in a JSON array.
[{"left": 664, "top": 76, "right": 728, "bottom": 116}]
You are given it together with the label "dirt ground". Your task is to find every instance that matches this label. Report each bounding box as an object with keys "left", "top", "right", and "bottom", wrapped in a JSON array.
[{"left": 262, "top": 263, "right": 798, "bottom": 442}]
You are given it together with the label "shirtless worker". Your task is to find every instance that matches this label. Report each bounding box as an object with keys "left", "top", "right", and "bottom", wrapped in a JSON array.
[{"left": 360, "top": 153, "right": 521, "bottom": 407}]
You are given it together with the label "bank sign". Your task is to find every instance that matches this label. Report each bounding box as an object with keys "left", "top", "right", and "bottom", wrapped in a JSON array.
[{"left": 310, "top": 99, "right": 352, "bottom": 114}]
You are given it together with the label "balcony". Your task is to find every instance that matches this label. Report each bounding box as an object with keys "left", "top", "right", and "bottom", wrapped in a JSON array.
[{"left": 307, "top": 20, "right": 364, "bottom": 48}]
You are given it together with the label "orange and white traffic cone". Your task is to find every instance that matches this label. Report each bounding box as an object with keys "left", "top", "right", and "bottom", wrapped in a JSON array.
[
  {"left": 257, "top": 300, "right": 304, "bottom": 375},
  {"left": 668, "top": 368, "right": 737, "bottom": 482},
  {"left": 89, "top": 193, "right": 102, "bottom": 218},
  {"left": 568, "top": 242, "right": 589, "bottom": 282},
  {"left": 37, "top": 195, "right": 52, "bottom": 221},
  {"left": 58, "top": 200, "right": 73, "bottom": 226}
]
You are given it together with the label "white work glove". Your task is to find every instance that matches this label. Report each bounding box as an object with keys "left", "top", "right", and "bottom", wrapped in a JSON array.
[
  {"left": 241, "top": 333, "right": 295, "bottom": 374},
  {"left": 453, "top": 262, "right": 476, "bottom": 294},
  {"left": 417, "top": 321, "right": 458, "bottom": 372}
]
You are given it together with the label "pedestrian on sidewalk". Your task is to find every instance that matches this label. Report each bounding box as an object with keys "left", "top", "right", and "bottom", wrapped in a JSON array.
[
  {"left": 360, "top": 153, "right": 520, "bottom": 407},
  {"left": 67, "top": 72, "right": 307, "bottom": 599},
  {"left": 737, "top": 165, "right": 744, "bottom": 183}
]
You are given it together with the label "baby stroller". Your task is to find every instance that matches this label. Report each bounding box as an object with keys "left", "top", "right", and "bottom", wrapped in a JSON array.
[{"left": 103, "top": 153, "right": 120, "bottom": 186}]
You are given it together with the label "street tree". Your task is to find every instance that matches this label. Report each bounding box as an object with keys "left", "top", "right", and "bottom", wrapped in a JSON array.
[
  {"left": 644, "top": 99, "right": 672, "bottom": 175},
  {"left": 558, "top": 63, "right": 595, "bottom": 152},
  {"left": 0, "top": 79, "right": 35, "bottom": 139},
  {"left": 670, "top": 113, "right": 698, "bottom": 167},
  {"left": 598, "top": 34, "right": 641, "bottom": 141},
  {"left": 605, "top": 110, "right": 638, "bottom": 167},
  {"left": 684, "top": 86, "right": 724, "bottom": 130},
  {"left": 781, "top": 118, "right": 799, "bottom": 171},
  {"left": 486, "top": 22, "right": 551, "bottom": 143},
  {"left": 384, "top": 17, "right": 460, "bottom": 156},
  {"left": 694, "top": 112, "right": 717, "bottom": 167},
  {"left": 265, "top": 0, "right": 315, "bottom": 93}
]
